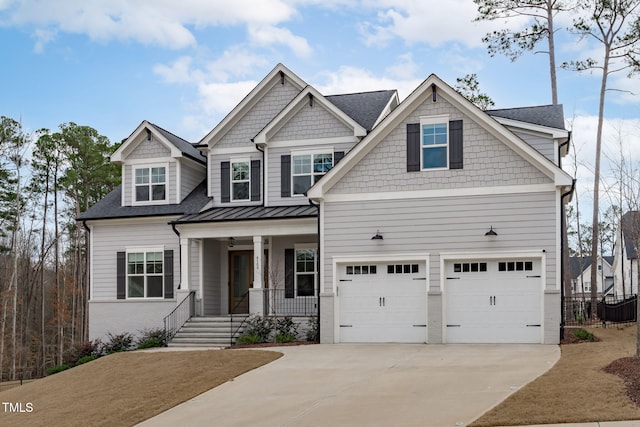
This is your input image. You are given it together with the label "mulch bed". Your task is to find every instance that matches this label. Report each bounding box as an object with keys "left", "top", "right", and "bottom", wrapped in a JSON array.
[
  {"left": 605, "top": 356, "right": 640, "bottom": 406},
  {"left": 561, "top": 328, "right": 601, "bottom": 344}
]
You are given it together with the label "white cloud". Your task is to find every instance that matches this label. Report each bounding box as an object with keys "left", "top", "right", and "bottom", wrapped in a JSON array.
[
  {"left": 247, "top": 24, "right": 313, "bottom": 58},
  {"left": 358, "top": 0, "right": 520, "bottom": 48},
  {"left": 153, "top": 56, "right": 198, "bottom": 84}
]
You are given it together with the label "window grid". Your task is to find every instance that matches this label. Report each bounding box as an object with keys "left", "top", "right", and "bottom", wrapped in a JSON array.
[
  {"left": 292, "top": 153, "right": 333, "bottom": 195},
  {"left": 346, "top": 265, "right": 377, "bottom": 275},
  {"left": 387, "top": 264, "right": 419, "bottom": 274},
  {"left": 231, "top": 161, "right": 250, "bottom": 201},
  {"left": 453, "top": 262, "right": 488, "bottom": 273},
  {"left": 135, "top": 166, "right": 166, "bottom": 202},
  {"left": 127, "top": 251, "right": 163, "bottom": 298},
  {"left": 295, "top": 249, "right": 316, "bottom": 297},
  {"left": 421, "top": 123, "right": 448, "bottom": 169}
]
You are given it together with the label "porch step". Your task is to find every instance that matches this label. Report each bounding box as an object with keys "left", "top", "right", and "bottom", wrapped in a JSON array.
[{"left": 167, "top": 316, "right": 249, "bottom": 348}]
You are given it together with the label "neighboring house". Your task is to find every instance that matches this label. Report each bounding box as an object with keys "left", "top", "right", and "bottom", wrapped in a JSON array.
[
  {"left": 78, "top": 63, "right": 573, "bottom": 345},
  {"left": 569, "top": 256, "right": 614, "bottom": 298},
  {"left": 612, "top": 211, "right": 640, "bottom": 298}
]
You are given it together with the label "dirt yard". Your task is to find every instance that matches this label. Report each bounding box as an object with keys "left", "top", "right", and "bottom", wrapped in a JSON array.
[
  {"left": 471, "top": 325, "right": 640, "bottom": 426},
  {"left": 0, "top": 349, "right": 281, "bottom": 427}
]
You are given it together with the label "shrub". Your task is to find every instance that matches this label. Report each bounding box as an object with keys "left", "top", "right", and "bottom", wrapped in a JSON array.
[
  {"left": 76, "top": 355, "right": 98, "bottom": 365},
  {"left": 237, "top": 315, "right": 273, "bottom": 343},
  {"left": 275, "top": 316, "right": 298, "bottom": 342},
  {"left": 136, "top": 328, "right": 167, "bottom": 349},
  {"left": 305, "top": 316, "right": 319, "bottom": 342},
  {"left": 102, "top": 332, "right": 134, "bottom": 354},
  {"left": 573, "top": 328, "right": 596, "bottom": 342},
  {"left": 47, "top": 364, "right": 70, "bottom": 376},
  {"left": 64, "top": 339, "right": 103, "bottom": 366}
]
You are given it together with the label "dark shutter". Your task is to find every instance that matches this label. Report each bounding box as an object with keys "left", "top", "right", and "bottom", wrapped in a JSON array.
[
  {"left": 221, "top": 161, "right": 230, "bottom": 203},
  {"left": 251, "top": 160, "right": 260, "bottom": 201},
  {"left": 281, "top": 155, "right": 291, "bottom": 198},
  {"left": 164, "top": 250, "right": 174, "bottom": 299},
  {"left": 334, "top": 151, "right": 345, "bottom": 164},
  {"left": 449, "top": 120, "right": 463, "bottom": 169},
  {"left": 116, "top": 251, "right": 126, "bottom": 300},
  {"left": 406, "top": 123, "right": 420, "bottom": 172},
  {"left": 285, "top": 248, "right": 294, "bottom": 298}
]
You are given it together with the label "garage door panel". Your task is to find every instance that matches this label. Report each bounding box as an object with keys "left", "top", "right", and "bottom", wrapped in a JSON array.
[
  {"left": 445, "top": 259, "right": 542, "bottom": 344},
  {"left": 338, "top": 262, "right": 427, "bottom": 343}
]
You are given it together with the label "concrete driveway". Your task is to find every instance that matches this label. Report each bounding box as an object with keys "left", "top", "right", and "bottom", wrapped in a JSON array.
[{"left": 138, "top": 344, "right": 559, "bottom": 427}]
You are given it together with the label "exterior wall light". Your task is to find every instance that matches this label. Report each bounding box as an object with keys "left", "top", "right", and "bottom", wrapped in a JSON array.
[
  {"left": 371, "top": 230, "right": 383, "bottom": 240},
  {"left": 228, "top": 237, "right": 235, "bottom": 248},
  {"left": 485, "top": 226, "right": 498, "bottom": 236}
]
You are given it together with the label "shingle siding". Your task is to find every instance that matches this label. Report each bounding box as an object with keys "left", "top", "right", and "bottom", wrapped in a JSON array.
[
  {"left": 128, "top": 138, "right": 171, "bottom": 159},
  {"left": 215, "top": 80, "right": 300, "bottom": 148},
  {"left": 271, "top": 103, "right": 353, "bottom": 141},
  {"left": 329, "top": 96, "right": 551, "bottom": 195},
  {"left": 210, "top": 152, "right": 262, "bottom": 207}
]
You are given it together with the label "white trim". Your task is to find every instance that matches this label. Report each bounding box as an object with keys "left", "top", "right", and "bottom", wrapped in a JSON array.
[
  {"left": 124, "top": 246, "right": 166, "bottom": 300},
  {"left": 492, "top": 116, "right": 569, "bottom": 139},
  {"left": 111, "top": 121, "right": 183, "bottom": 163},
  {"left": 198, "top": 239, "right": 204, "bottom": 311},
  {"left": 252, "top": 85, "right": 366, "bottom": 145},
  {"left": 320, "top": 183, "right": 557, "bottom": 203},
  {"left": 202, "top": 64, "right": 307, "bottom": 148},
  {"left": 229, "top": 158, "right": 251, "bottom": 203},
  {"left": 124, "top": 157, "right": 174, "bottom": 165},
  {"left": 264, "top": 146, "right": 269, "bottom": 207},
  {"left": 319, "top": 201, "right": 325, "bottom": 293},
  {"left": 420, "top": 115, "right": 449, "bottom": 171},
  {"left": 177, "top": 217, "right": 316, "bottom": 240},
  {"left": 294, "top": 245, "right": 317, "bottom": 298},
  {"left": 131, "top": 162, "right": 170, "bottom": 206},
  {"left": 83, "top": 216, "right": 181, "bottom": 227},
  {"left": 266, "top": 136, "right": 358, "bottom": 149},
  {"left": 371, "top": 92, "right": 399, "bottom": 129},
  {"left": 89, "top": 223, "right": 95, "bottom": 301},
  {"left": 176, "top": 160, "right": 182, "bottom": 203},
  {"left": 556, "top": 188, "right": 562, "bottom": 291},
  {"left": 209, "top": 146, "right": 261, "bottom": 155},
  {"left": 120, "top": 167, "right": 125, "bottom": 206}
]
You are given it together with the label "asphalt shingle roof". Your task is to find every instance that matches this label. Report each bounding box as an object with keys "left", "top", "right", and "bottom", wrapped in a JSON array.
[
  {"left": 326, "top": 90, "right": 397, "bottom": 132},
  {"left": 151, "top": 123, "right": 206, "bottom": 164},
  {"left": 77, "top": 180, "right": 210, "bottom": 221},
  {"left": 569, "top": 255, "right": 614, "bottom": 279},
  {"left": 621, "top": 211, "right": 640, "bottom": 259},
  {"left": 487, "top": 104, "right": 566, "bottom": 130}
]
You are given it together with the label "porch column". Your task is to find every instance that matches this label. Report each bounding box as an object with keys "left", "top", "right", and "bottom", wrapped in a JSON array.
[
  {"left": 180, "top": 237, "right": 190, "bottom": 290},
  {"left": 249, "top": 236, "right": 265, "bottom": 315}
]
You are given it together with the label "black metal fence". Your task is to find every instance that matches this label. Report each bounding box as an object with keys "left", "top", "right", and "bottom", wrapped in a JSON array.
[
  {"left": 163, "top": 290, "right": 195, "bottom": 341},
  {"left": 264, "top": 288, "right": 318, "bottom": 317},
  {"left": 563, "top": 295, "right": 637, "bottom": 327}
]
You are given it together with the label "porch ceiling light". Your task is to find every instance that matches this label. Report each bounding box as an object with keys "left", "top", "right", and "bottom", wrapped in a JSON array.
[
  {"left": 228, "top": 237, "right": 235, "bottom": 248},
  {"left": 485, "top": 226, "right": 498, "bottom": 237},
  {"left": 371, "top": 230, "right": 383, "bottom": 240}
]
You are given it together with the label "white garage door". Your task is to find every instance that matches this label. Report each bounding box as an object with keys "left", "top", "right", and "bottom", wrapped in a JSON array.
[
  {"left": 445, "top": 259, "right": 542, "bottom": 343},
  {"left": 338, "top": 262, "right": 427, "bottom": 343}
]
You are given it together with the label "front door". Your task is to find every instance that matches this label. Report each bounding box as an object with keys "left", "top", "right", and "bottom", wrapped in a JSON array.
[{"left": 229, "top": 251, "right": 253, "bottom": 314}]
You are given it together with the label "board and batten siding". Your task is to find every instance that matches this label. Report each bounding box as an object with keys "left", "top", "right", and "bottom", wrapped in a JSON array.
[
  {"left": 329, "top": 95, "right": 551, "bottom": 195},
  {"left": 267, "top": 143, "right": 355, "bottom": 206},
  {"left": 180, "top": 159, "right": 206, "bottom": 201},
  {"left": 215, "top": 80, "right": 301, "bottom": 149},
  {"left": 90, "top": 220, "right": 180, "bottom": 301},
  {"left": 512, "top": 130, "right": 556, "bottom": 164},
  {"left": 271, "top": 102, "right": 354, "bottom": 142},
  {"left": 322, "top": 191, "right": 558, "bottom": 294}
]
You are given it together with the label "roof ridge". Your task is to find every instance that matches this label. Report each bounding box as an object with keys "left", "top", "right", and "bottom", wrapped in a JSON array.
[
  {"left": 326, "top": 89, "right": 396, "bottom": 97},
  {"left": 487, "top": 104, "right": 561, "bottom": 113}
]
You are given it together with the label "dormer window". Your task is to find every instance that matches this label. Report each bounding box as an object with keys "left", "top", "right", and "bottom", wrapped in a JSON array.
[
  {"left": 134, "top": 165, "right": 167, "bottom": 203},
  {"left": 231, "top": 160, "right": 250, "bottom": 201}
]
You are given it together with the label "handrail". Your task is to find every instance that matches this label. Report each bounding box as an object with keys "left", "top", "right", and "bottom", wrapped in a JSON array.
[
  {"left": 163, "top": 290, "right": 196, "bottom": 344},
  {"left": 230, "top": 291, "right": 250, "bottom": 346}
]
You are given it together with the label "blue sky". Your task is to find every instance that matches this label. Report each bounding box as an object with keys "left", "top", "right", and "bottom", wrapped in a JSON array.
[{"left": 1, "top": 0, "right": 639, "bottom": 214}]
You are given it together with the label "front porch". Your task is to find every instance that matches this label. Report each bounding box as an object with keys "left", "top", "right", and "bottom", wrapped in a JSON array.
[{"left": 172, "top": 206, "right": 320, "bottom": 320}]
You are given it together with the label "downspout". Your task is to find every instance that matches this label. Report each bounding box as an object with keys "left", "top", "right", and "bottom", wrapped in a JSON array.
[
  {"left": 558, "top": 133, "right": 572, "bottom": 341},
  {"left": 254, "top": 140, "right": 266, "bottom": 207},
  {"left": 171, "top": 223, "right": 181, "bottom": 290},
  {"left": 309, "top": 197, "right": 321, "bottom": 339}
]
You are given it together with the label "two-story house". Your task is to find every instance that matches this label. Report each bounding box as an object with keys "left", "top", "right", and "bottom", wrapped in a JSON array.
[{"left": 78, "top": 63, "right": 573, "bottom": 345}]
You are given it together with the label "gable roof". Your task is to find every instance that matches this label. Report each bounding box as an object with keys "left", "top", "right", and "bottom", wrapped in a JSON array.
[
  {"left": 307, "top": 74, "right": 574, "bottom": 200},
  {"left": 326, "top": 90, "right": 398, "bottom": 132},
  {"left": 487, "top": 105, "right": 565, "bottom": 130},
  {"left": 569, "top": 256, "right": 614, "bottom": 279},
  {"left": 77, "top": 180, "right": 210, "bottom": 221},
  {"left": 252, "top": 85, "right": 367, "bottom": 144},
  {"left": 198, "top": 63, "right": 307, "bottom": 149},
  {"left": 621, "top": 211, "right": 640, "bottom": 259},
  {"left": 111, "top": 121, "right": 205, "bottom": 164}
]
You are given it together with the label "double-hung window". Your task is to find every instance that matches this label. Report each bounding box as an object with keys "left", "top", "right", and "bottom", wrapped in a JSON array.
[
  {"left": 295, "top": 248, "right": 316, "bottom": 297},
  {"left": 421, "top": 116, "right": 448, "bottom": 170},
  {"left": 292, "top": 152, "right": 333, "bottom": 195},
  {"left": 127, "top": 250, "right": 163, "bottom": 298},
  {"left": 231, "top": 160, "right": 250, "bottom": 201},
  {"left": 135, "top": 166, "right": 166, "bottom": 203}
]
